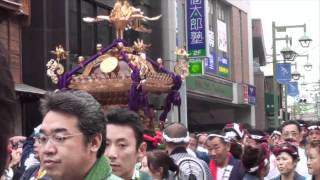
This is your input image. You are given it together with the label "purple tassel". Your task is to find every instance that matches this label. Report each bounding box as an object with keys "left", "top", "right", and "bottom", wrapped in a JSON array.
[{"left": 159, "top": 74, "right": 182, "bottom": 121}]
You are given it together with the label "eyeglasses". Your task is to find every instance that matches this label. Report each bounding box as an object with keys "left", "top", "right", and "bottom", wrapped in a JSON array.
[
  {"left": 282, "top": 132, "right": 299, "bottom": 138},
  {"left": 35, "top": 133, "right": 83, "bottom": 146}
]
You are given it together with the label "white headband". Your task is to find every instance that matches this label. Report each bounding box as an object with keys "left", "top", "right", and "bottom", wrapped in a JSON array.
[
  {"left": 162, "top": 132, "right": 190, "bottom": 143},
  {"left": 271, "top": 130, "right": 281, "bottom": 137},
  {"left": 207, "top": 134, "right": 230, "bottom": 143},
  {"left": 308, "top": 125, "right": 320, "bottom": 130},
  {"left": 250, "top": 134, "right": 264, "bottom": 140},
  {"left": 248, "top": 158, "right": 269, "bottom": 173}
]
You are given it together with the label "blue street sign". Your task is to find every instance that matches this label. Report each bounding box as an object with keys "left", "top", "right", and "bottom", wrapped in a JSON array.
[
  {"left": 186, "top": 0, "right": 206, "bottom": 57},
  {"left": 276, "top": 63, "right": 291, "bottom": 84},
  {"left": 288, "top": 82, "right": 299, "bottom": 97}
]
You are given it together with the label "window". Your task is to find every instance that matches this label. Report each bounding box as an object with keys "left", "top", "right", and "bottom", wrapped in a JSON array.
[
  {"left": 204, "top": 0, "right": 231, "bottom": 79},
  {"left": 68, "top": 0, "right": 112, "bottom": 60},
  {"left": 216, "top": 2, "right": 225, "bottom": 21}
]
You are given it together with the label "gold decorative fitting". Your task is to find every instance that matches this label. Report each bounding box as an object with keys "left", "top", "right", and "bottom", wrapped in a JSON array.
[
  {"left": 46, "top": 45, "right": 68, "bottom": 84},
  {"left": 96, "top": 44, "right": 103, "bottom": 51},
  {"left": 82, "top": 0, "right": 161, "bottom": 39},
  {"left": 50, "top": 45, "right": 68, "bottom": 61},
  {"left": 100, "top": 56, "right": 119, "bottom": 73},
  {"left": 175, "top": 47, "right": 189, "bottom": 57},
  {"left": 174, "top": 60, "right": 189, "bottom": 80},
  {"left": 133, "top": 39, "right": 151, "bottom": 53}
]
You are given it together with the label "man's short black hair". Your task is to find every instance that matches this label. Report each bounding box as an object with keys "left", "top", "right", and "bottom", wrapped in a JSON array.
[
  {"left": 105, "top": 108, "right": 144, "bottom": 149},
  {"left": 40, "top": 90, "right": 106, "bottom": 158},
  {"left": 280, "top": 120, "right": 301, "bottom": 133},
  {"left": 296, "top": 119, "right": 308, "bottom": 128}
]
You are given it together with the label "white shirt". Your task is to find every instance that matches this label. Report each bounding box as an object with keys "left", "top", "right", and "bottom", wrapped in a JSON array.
[
  {"left": 217, "top": 165, "right": 233, "bottom": 180},
  {"left": 217, "top": 167, "right": 226, "bottom": 180},
  {"left": 265, "top": 153, "right": 278, "bottom": 180},
  {"left": 197, "top": 146, "right": 208, "bottom": 153},
  {"left": 186, "top": 148, "right": 197, "bottom": 157},
  {"left": 296, "top": 147, "right": 309, "bottom": 177}
]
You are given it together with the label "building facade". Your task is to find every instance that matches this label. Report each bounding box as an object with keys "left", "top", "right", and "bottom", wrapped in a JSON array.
[
  {"left": 0, "top": 0, "right": 46, "bottom": 135},
  {"left": 175, "top": 0, "right": 259, "bottom": 131}
]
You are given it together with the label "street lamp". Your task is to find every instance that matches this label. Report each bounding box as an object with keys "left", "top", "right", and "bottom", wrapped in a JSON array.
[
  {"left": 272, "top": 22, "right": 312, "bottom": 126},
  {"left": 292, "top": 70, "right": 301, "bottom": 80},
  {"left": 291, "top": 62, "right": 301, "bottom": 80},
  {"left": 280, "top": 47, "right": 297, "bottom": 61},
  {"left": 302, "top": 55, "right": 312, "bottom": 71},
  {"left": 304, "top": 62, "right": 313, "bottom": 71},
  {"left": 295, "top": 54, "right": 312, "bottom": 71},
  {"left": 299, "top": 34, "right": 312, "bottom": 48}
]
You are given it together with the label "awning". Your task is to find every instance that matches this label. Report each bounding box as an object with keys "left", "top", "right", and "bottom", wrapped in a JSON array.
[
  {"left": 0, "top": 0, "right": 22, "bottom": 12},
  {"left": 15, "top": 83, "right": 46, "bottom": 95}
]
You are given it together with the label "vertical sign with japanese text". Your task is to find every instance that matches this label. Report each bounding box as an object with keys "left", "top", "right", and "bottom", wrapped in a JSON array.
[
  {"left": 248, "top": 85, "right": 256, "bottom": 105},
  {"left": 218, "top": 56, "right": 230, "bottom": 78},
  {"left": 186, "top": 0, "right": 206, "bottom": 57},
  {"left": 205, "top": 53, "right": 216, "bottom": 74},
  {"left": 217, "top": 20, "right": 227, "bottom": 52}
]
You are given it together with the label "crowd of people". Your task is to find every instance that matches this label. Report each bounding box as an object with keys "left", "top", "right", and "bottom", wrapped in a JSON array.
[{"left": 1, "top": 87, "right": 320, "bottom": 179}]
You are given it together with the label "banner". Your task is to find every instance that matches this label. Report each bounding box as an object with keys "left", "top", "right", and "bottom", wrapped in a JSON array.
[
  {"left": 204, "top": 53, "right": 216, "bottom": 74},
  {"left": 218, "top": 56, "right": 229, "bottom": 78},
  {"left": 217, "top": 20, "right": 227, "bottom": 52},
  {"left": 243, "top": 84, "right": 256, "bottom": 105},
  {"left": 248, "top": 85, "right": 256, "bottom": 105},
  {"left": 276, "top": 63, "right": 291, "bottom": 84},
  {"left": 186, "top": 0, "right": 206, "bottom": 57},
  {"left": 288, "top": 82, "right": 299, "bottom": 97}
]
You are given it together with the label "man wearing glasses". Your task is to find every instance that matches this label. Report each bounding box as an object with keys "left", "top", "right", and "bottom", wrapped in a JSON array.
[{"left": 37, "top": 90, "right": 121, "bottom": 180}]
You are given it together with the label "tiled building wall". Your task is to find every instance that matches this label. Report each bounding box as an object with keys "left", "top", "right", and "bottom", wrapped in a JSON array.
[
  {"left": 230, "top": 6, "right": 249, "bottom": 85},
  {"left": 0, "top": 17, "right": 22, "bottom": 83}
]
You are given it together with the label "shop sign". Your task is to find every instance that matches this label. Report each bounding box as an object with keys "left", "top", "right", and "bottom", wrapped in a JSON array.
[
  {"left": 189, "top": 59, "right": 204, "bottom": 76},
  {"left": 243, "top": 84, "right": 256, "bottom": 105},
  {"left": 217, "top": 20, "right": 227, "bottom": 52},
  {"left": 243, "top": 85, "right": 248, "bottom": 104},
  {"left": 218, "top": 56, "right": 229, "bottom": 78},
  {"left": 186, "top": 0, "right": 206, "bottom": 57},
  {"left": 248, "top": 85, "right": 256, "bottom": 105},
  {"left": 204, "top": 53, "right": 216, "bottom": 74},
  {"left": 186, "top": 76, "right": 233, "bottom": 100}
]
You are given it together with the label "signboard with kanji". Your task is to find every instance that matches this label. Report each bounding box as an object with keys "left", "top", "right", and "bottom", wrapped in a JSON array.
[
  {"left": 204, "top": 53, "right": 216, "bottom": 73},
  {"left": 186, "top": 0, "right": 206, "bottom": 57},
  {"left": 218, "top": 56, "right": 230, "bottom": 78}
]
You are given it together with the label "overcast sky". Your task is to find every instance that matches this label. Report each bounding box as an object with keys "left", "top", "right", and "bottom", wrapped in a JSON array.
[{"left": 249, "top": 0, "right": 320, "bottom": 102}]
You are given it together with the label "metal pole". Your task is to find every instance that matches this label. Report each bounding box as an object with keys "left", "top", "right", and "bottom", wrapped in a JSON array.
[
  {"left": 272, "top": 22, "right": 279, "bottom": 126},
  {"left": 285, "top": 84, "right": 288, "bottom": 121},
  {"left": 284, "top": 37, "right": 289, "bottom": 122}
]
